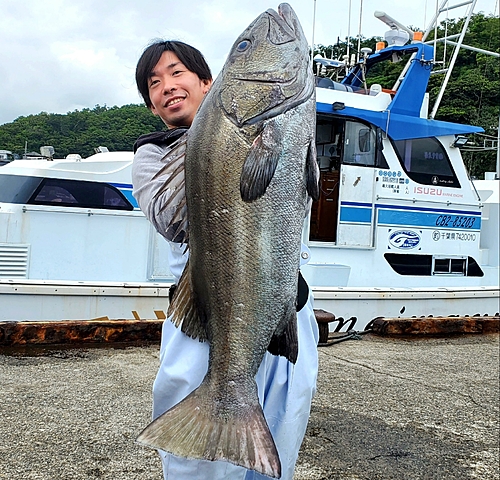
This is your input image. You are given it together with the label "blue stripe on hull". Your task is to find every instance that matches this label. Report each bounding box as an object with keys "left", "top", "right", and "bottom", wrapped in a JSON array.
[
  {"left": 121, "top": 190, "right": 139, "bottom": 209},
  {"left": 339, "top": 206, "right": 372, "bottom": 223},
  {"left": 378, "top": 208, "right": 481, "bottom": 230},
  {"left": 338, "top": 202, "right": 482, "bottom": 230}
]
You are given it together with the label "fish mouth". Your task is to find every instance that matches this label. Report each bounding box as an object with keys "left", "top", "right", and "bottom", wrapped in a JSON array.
[
  {"left": 240, "top": 76, "right": 314, "bottom": 127},
  {"left": 265, "top": 3, "right": 300, "bottom": 44}
]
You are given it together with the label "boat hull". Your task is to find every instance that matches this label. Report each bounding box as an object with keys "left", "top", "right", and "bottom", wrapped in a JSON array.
[{"left": 1, "top": 279, "right": 498, "bottom": 332}]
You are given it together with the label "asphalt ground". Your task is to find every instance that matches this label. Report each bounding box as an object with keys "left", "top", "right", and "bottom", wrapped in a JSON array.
[{"left": 0, "top": 333, "right": 498, "bottom": 480}]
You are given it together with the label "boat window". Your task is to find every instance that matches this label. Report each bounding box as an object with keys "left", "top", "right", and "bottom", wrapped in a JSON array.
[
  {"left": 392, "top": 137, "right": 460, "bottom": 188},
  {"left": 343, "top": 121, "right": 377, "bottom": 166},
  {"left": 0, "top": 175, "right": 43, "bottom": 203},
  {"left": 316, "top": 118, "right": 343, "bottom": 172},
  {"left": 358, "top": 128, "right": 372, "bottom": 153},
  {"left": 315, "top": 115, "right": 388, "bottom": 171},
  {"left": 34, "top": 183, "right": 78, "bottom": 204},
  {"left": 28, "top": 178, "right": 134, "bottom": 210},
  {"left": 384, "top": 253, "right": 483, "bottom": 276}
]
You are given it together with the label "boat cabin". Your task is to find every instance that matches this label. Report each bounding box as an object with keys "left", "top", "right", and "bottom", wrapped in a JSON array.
[
  {"left": 0, "top": 149, "right": 14, "bottom": 167},
  {"left": 301, "top": 41, "right": 495, "bottom": 288}
]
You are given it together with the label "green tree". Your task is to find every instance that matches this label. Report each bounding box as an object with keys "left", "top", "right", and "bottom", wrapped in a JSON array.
[{"left": 0, "top": 104, "right": 164, "bottom": 159}]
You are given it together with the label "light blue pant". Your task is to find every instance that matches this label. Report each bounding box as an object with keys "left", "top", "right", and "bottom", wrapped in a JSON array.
[{"left": 151, "top": 291, "right": 319, "bottom": 480}]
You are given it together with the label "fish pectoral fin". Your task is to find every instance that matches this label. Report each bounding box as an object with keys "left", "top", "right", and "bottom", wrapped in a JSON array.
[
  {"left": 136, "top": 381, "right": 281, "bottom": 478},
  {"left": 168, "top": 260, "right": 207, "bottom": 341},
  {"left": 267, "top": 309, "right": 298, "bottom": 364},
  {"left": 240, "top": 122, "right": 280, "bottom": 202},
  {"left": 306, "top": 140, "right": 320, "bottom": 201},
  {"left": 152, "top": 133, "right": 189, "bottom": 244}
]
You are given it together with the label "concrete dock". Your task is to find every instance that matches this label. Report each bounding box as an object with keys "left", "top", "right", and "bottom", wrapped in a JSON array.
[{"left": 0, "top": 333, "right": 498, "bottom": 479}]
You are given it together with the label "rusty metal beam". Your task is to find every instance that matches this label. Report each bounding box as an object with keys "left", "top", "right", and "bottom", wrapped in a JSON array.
[
  {"left": 0, "top": 318, "right": 163, "bottom": 347},
  {"left": 371, "top": 315, "right": 499, "bottom": 336},
  {"left": 1, "top": 313, "right": 498, "bottom": 351}
]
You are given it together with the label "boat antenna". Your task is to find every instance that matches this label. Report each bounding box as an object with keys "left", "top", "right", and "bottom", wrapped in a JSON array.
[
  {"left": 346, "top": 0, "right": 352, "bottom": 67},
  {"left": 423, "top": 0, "right": 428, "bottom": 31},
  {"left": 429, "top": 0, "right": 478, "bottom": 119},
  {"left": 311, "top": 0, "right": 317, "bottom": 62},
  {"left": 357, "top": 0, "right": 364, "bottom": 63}
]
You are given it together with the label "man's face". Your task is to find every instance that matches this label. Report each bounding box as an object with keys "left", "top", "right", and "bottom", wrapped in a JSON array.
[{"left": 148, "top": 51, "right": 212, "bottom": 128}]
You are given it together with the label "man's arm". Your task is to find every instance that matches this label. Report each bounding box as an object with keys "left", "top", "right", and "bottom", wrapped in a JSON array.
[{"left": 132, "top": 141, "right": 187, "bottom": 242}]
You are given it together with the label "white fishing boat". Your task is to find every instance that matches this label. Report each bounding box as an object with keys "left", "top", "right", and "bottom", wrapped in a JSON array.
[
  {"left": 304, "top": 1, "right": 500, "bottom": 328},
  {"left": 1, "top": 4, "right": 498, "bottom": 330},
  {"left": 0, "top": 150, "right": 14, "bottom": 167}
]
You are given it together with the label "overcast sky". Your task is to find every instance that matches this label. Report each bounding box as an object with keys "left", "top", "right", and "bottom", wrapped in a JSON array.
[{"left": 1, "top": 0, "right": 498, "bottom": 126}]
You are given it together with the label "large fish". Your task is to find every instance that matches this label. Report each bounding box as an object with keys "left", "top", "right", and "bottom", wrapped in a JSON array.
[{"left": 137, "top": 3, "right": 319, "bottom": 478}]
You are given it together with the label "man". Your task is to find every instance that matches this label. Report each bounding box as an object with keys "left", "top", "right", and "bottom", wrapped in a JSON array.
[{"left": 132, "top": 40, "right": 319, "bottom": 480}]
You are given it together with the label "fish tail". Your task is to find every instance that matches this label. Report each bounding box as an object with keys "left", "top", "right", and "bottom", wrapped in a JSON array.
[{"left": 136, "top": 382, "right": 281, "bottom": 478}]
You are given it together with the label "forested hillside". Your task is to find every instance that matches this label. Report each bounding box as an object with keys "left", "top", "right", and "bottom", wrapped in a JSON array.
[
  {"left": 0, "top": 104, "right": 164, "bottom": 159},
  {"left": 0, "top": 13, "right": 497, "bottom": 176}
]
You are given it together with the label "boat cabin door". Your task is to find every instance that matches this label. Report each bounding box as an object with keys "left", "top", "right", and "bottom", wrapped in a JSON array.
[
  {"left": 337, "top": 121, "right": 377, "bottom": 247},
  {"left": 336, "top": 165, "right": 376, "bottom": 247}
]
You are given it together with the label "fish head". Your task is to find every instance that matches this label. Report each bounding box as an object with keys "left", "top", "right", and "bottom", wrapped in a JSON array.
[{"left": 215, "top": 3, "right": 314, "bottom": 128}]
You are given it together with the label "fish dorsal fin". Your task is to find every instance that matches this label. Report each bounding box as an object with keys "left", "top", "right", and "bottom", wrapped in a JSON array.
[
  {"left": 167, "top": 259, "right": 207, "bottom": 341},
  {"left": 306, "top": 140, "right": 320, "bottom": 201},
  {"left": 151, "top": 133, "right": 189, "bottom": 244},
  {"left": 240, "top": 122, "right": 280, "bottom": 202}
]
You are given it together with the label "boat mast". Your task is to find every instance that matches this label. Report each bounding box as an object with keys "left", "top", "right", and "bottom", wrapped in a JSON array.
[
  {"left": 428, "top": 0, "right": 478, "bottom": 119},
  {"left": 357, "top": 0, "right": 364, "bottom": 62},
  {"left": 347, "top": 0, "right": 352, "bottom": 66},
  {"left": 311, "top": 0, "right": 317, "bottom": 62},
  {"left": 388, "top": 0, "right": 476, "bottom": 115}
]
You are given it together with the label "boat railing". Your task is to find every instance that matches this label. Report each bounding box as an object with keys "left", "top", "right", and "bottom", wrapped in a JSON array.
[
  {"left": 387, "top": 0, "right": 478, "bottom": 119},
  {"left": 21, "top": 205, "right": 143, "bottom": 217},
  {"left": 427, "top": 0, "right": 478, "bottom": 119},
  {"left": 375, "top": 195, "right": 483, "bottom": 209}
]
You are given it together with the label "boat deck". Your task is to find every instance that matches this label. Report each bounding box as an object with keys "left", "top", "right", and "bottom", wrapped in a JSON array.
[{"left": 1, "top": 334, "right": 498, "bottom": 479}]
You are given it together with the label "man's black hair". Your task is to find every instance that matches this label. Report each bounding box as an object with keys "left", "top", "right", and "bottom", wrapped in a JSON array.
[{"left": 135, "top": 40, "right": 212, "bottom": 109}]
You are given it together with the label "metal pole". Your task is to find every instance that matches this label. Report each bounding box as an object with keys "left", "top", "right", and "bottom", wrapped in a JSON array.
[
  {"left": 428, "top": 37, "right": 500, "bottom": 57},
  {"left": 496, "top": 113, "right": 500, "bottom": 179},
  {"left": 311, "top": 0, "right": 317, "bottom": 62},
  {"left": 357, "top": 0, "right": 364, "bottom": 63},
  {"left": 429, "top": 0, "right": 478, "bottom": 119},
  {"left": 347, "top": 0, "right": 352, "bottom": 66}
]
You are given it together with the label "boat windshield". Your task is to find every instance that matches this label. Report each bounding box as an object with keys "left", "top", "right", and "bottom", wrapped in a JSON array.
[{"left": 392, "top": 137, "right": 460, "bottom": 188}]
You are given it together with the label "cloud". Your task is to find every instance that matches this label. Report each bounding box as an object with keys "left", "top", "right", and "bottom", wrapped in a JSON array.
[{"left": 0, "top": 0, "right": 497, "bottom": 125}]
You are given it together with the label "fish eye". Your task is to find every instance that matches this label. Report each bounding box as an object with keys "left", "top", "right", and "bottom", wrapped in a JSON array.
[{"left": 236, "top": 40, "right": 250, "bottom": 52}]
